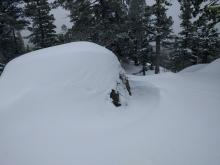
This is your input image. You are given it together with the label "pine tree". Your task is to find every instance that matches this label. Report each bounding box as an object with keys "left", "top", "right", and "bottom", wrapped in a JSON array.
[
  {"left": 178, "top": 0, "right": 194, "bottom": 49},
  {"left": 25, "top": 0, "right": 57, "bottom": 49},
  {"left": 57, "top": 0, "right": 94, "bottom": 41},
  {"left": 0, "top": 0, "right": 28, "bottom": 63},
  {"left": 192, "top": 0, "right": 220, "bottom": 63},
  {"left": 128, "top": 0, "right": 146, "bottom": 65},
  {"left": 91, "top": 0, "right": 129, "bottom": 57},
  {"left": 166, "top": 36, "right": 186, "bottom": 72},
  {"left": 151, "top": 0, "right": 173, "bottom": 74},
  {"left": 177, "top": 0, "right": 196, "bottom": 69},
  {"left": 209, "top": 1, "right": 220, "bottom": 14},
  {"left": 128, "top": 0, "right": 152, "bottom": 75},
  {"left": 55, "top": 0, "right": 129, "bottom": 59},
  {"left": 178, "top": 0, "right": 219, "bottom": 67},
  {"left": 16, "top": 31, "right": 26, "bottom": 54},
  {"left": 57, "top": 24, "right": 69, "bottom": 44}
]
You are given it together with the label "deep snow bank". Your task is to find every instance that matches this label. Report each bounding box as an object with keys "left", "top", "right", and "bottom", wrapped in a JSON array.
[
  {"left": 127, "top": 58, "right": 220, "bottom": 165},
  {"left": 0, "top": 45, "right": 220, "bottom": 165},
  {"left": 180, "top": 63, "right": 207, "bottom": 73},
  {"left": 0, "top": 42, "right": 122, "bottom": 96},
  {"left": 0, "top": 42, "right": 134, "bottom": 165},
  {"left": 180, "top": 58, "right": 220, "bottom": 75},
  {"left": 198, "top": 58, "right": 220, "bottom": 75}
]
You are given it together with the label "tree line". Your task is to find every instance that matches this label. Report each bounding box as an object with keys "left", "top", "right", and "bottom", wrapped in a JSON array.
[{"left": 0, "top": 0, "right": 219, "bottom": 74}]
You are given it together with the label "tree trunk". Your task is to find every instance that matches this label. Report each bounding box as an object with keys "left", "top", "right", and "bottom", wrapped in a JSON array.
[
  {"left": 12, "top": 28, "right": 18, "bottom": 54},
  {"left": 155, "top": 0, "right": 161, "bottom": 74},
  {"left": 142, "top": 64, "right": 146, "bottom": 76},
  {"left": 100, "top": 0, "right": 106, "bottom": 19},
  {"left": 155, "top": 36, "right": 160, "bottom": 74},
  {"left": 202, "top": 51, "right": 208, "bottom": 63},
  {"left": 134, "top": 39, "right": 139, "bottom": 66},
  {"left": 134, "top": 57, "right": 139, "bottom": 66},
  {"left": 36, "top": 0, "right": 45, "bottom": 48}
]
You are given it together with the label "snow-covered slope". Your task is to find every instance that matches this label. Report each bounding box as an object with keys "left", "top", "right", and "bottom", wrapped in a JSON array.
[
  {"left": 180, "top": 63, "right": 207, "bottom": 73},
  {"left": 127, "top": 59, "right": 220, "bottom": 165},
  {"left": 180, "top": 59, "right": 220, "bottom": 75},
  {"left": 198, "top": 58, "right": 220, "bottom": 75},
  {"left": 0, "top": 43, "right": 220, "bottom": 165}
]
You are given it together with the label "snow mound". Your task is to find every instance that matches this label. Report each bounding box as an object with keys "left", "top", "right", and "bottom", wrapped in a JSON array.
[
  {"left": 198, "top": 58, "right": 220, "bottom": 75},
  {"left": 180, "top": 64, "right": 207, "bottom": 73},
  {"left": 0, "top": 42, "right": 122, "bottom": 102},
  {"left": 180, "top": 58, "right": 220, "bottom": 75}
]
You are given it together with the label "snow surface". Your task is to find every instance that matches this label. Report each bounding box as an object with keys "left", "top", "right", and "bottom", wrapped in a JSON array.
[
  {"left": 180, "top": 63, "right": 207, "bottom": 73},
  {"left": 0, "top": 42, "right": 220, "bottom": 165},
  {"left": 122, "top": 61, "right": 168, "bottom": 75}
]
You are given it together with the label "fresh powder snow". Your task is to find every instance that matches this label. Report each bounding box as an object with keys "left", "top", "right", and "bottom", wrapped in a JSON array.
[{"left": 0, "top": 42, "right": 220, "bottom": 165}]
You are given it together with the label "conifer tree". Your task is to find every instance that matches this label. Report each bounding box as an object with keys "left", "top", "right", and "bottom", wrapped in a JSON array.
[
  {"left": 128, "top": 0, "right": 146, "bottom": 64},
  {"left": 57, "top": 24, "right": 69, "bottom": 44},
  {"left": 25, "top": 0, "right": 57, "bottom": 49},
  {"left": 176, "top": 0, "right": 196, "bottom": 69},
  {"left": 151, "top": 0, "right": 173, "bottom": 74},
  {"left": 192, "top": 0, "right": 220, "bottom": 63},
  {"left": 209, "top": 1, "right": 220, "bottom": 14},
  {"left": 178, "top": 0, "right": 194, "bottom": 50},
  {"left": 177, "top": 0, "right": 219, "bottom": 65},
  {"left": 55, "top": 0, "right": 93, "bottom": 41},
  {"left": 166, "top": 36, "right": 187, "bottom": 72},
  {"left": 0, "top": 0, "right": 27, "bottom": 63},
  {"left": 128, "top": 0, "right": 152, "bottom": 75},
  {"left": 55, "top": 0, "right": 129, "bottom": 59}
]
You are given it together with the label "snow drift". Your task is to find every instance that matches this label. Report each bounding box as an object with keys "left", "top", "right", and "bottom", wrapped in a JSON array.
[
  {"left": 180, "top": 63, "right": 207, "bottom": 73},
  {"left": 0, "top": 42, "right": 122, "bottom": 97},
  {"left": 0, "top": 42, "right": 220, "bottom": 165},
  {"left": 180, "top": 58, "right": 220, "bottom": 75},
  {"left": 0, "top": 42, "right": 132, "bottom": 165},
  {"left": 197, "top": 58, "right": 220, "bottom": 75}
]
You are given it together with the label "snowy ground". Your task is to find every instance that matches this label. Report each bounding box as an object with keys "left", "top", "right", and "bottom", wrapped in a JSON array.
[
  {"left": 122, "top": 61, "right": 168, "bottom": 75},
  {"left": 0, "top": 42, "right": 220, "bottom": 165}
]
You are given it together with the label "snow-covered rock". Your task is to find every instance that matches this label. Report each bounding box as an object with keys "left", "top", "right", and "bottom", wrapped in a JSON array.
[
  {"left": 0, "top": 42, "right": 133, "bottom": 165},
  {"left": 0, "top": 42, "right": 122, "bottom": 97}
]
